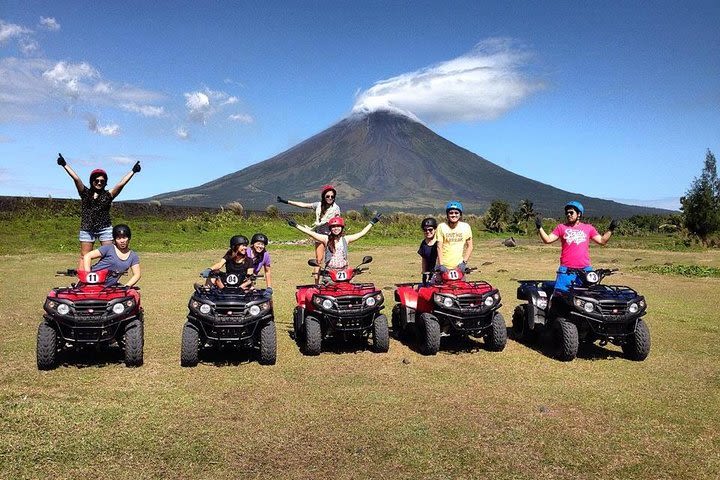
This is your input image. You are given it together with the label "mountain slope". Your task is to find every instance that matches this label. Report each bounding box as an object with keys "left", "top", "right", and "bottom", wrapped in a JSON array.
[{"left": 148, "top": 110, "right": 668, "bottom": 217}]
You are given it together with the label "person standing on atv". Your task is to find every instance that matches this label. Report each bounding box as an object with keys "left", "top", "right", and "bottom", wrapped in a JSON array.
[
  {"left": 208, "top": 235, "right": 254, "bottom": 290},
  {"left": 536, "top": 200, "right": 617, "bottom": 292},
  {"left": 418, "top": 217, "right": 439, "bottom": 280},
  {"left": 277, "top": 185, "right": 340, "bottom": 278},
  {"left": 436, "top": 201, "right": 473, "bottom": 273},
  {"left": 57, "top": 153, "right": 141, "bottom": 269},
  {"left": 82, "top": 224, "right": 141, "bottom": 287},
  {"left": 288, "top": 214, "right": 381, "bottom": 279},
  {"left": 249, "top": 233, "right": 273, "bottom": 296}
]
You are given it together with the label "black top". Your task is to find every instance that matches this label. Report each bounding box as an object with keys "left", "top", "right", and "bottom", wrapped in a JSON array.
[
  {"left": 79, "top": 188, "right": 113, "bottom": 232},
  {"left": 417, "top": 240, "right": 438, "bottom": 269},
  {"left": 223, "top": 254, "right": 253, "bottom": 278}
]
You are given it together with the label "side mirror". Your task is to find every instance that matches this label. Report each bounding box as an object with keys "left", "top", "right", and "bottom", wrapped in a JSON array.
[
  {"left": 360, "top": 255, "right": 373, "bottom": 265},
  {"left": 307, "top": 259, "right": 320, "bottom": 267}
]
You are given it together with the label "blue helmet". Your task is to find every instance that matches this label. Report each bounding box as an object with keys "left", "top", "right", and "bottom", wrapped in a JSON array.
[
  {"left": 445, "top": 201, "right": 463, "bottom": 213},
  {"left": 564, "top": 201, "right": 584, "bottom": 216}
]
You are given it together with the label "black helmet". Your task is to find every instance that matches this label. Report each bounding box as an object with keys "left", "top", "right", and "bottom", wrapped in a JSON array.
[
  {"left": 112, "top": 224, "right": 131, "bottom": 239},
  {"left": 421, "top": 217, "right": 438, "bottom": 229},
  {"left": 251, "top": 233, "right": 268, "bottom": 245},
  {"left": 230, "top": 235, "right": 249, "bottom": 248}
]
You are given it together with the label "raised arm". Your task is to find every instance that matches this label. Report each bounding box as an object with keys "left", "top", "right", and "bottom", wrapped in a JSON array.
[
  {"left": 536, "top": 216, "right": 559, "bottom": 244},
  {"left": 591, "top": 219, "right": 616, "bottom": 246},
  {"left": 346, "top": 213, "right": 381, "bottom": 243},
  {"left": 277, "top": 195, "right": 314, "bottom": 209},
  {"left": 109, "top": 161, "right": 140, "bottom": 199},
  {"left": 57, "top": 153, "right": 86, "bottom": 194},
  {"left": 288, "top": 218, "right": 328, "bottom": 244}
]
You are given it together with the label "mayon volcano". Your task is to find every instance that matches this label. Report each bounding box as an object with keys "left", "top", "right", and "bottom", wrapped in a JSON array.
[{"left": 148, "top": 110, "right": 665, "bottom": 217}]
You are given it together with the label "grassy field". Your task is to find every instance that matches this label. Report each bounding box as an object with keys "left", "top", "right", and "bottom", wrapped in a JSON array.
[{"left": 1, "top": 240, "right": 719, "bottom": 479}]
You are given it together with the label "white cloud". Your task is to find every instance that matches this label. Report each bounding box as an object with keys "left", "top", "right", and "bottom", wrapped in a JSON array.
[
  {"left": 184, "top": 87, "right": 239, "bottom": 124},
  {"left": 0, "top": 20, "right": 31, "bottom": 43},
  {"left": 110, "top": 155, "right": 135, "bottom": 165},
  {"left": 352, "top": 38, "right": 544, "bottom": 123},
  {"left": 228, "top": 113, "right": 254, "bottom": 124},
  {"left": 86, "top": 114, "right": 120, "bottom": 136},
  {"left": 43, "top": 61, "right": 98, "bottom": 98},
  {"left": 39, "top": 17, "right": 60, "bottom": 31},
  {"left": 121, "top": 102, "right": 165, "bottom": 117},
  {"left": 176, "top": 126, "right": 190, "bottom": 140}
]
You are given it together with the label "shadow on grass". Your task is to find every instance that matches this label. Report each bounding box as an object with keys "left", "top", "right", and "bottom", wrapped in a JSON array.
[
  {"left": 286, "top": 328, "right": 384, "bottom": 356},
  {"left": 509, "top": 327, "right": 624, "bottom": 362},
  {"left": 392, "top": 326, "right": 495, "bottom": 356},
  {"left": 198, "top": 345, "right": 258, "bottom": 366},
  {"left": 60, "top": 345, "right": 125, "bottom": 368}
]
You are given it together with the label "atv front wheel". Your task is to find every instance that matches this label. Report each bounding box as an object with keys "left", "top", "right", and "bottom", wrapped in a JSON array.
[
  {"left": 180, "top": 322, "right": 200, "bottom": 367},
  {"left": 123, "top": 319, "right": 144, "bottom": 367},
  {"left": 37, "top": 320, "right": 59, "bottom": 370},
  {"left": 259, "top": 320, "right": 277, "bottom": 365},
  {"left": 622, "top": 319, "right": 651, "bottom": 361},
  {"left": 485, "top": 312, "right": 507, "bottom": 351},
  {"left": 552, "top": 317, "right": 578, "bottom": 361},
  {"left": 419, "top": 313, "right": 440, "bottom": 355},
  {"left": 371, "top": 314, "right": 390, "bottom": 353},
  {"left": 303, "top": 316, "right": 322, "bottom": 356}
]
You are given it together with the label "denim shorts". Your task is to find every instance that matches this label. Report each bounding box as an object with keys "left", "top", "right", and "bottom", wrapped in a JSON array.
[
  {"left": 79, "top": 226, "right": 113, "bottom": 242},
  {"left": 554, "top": 265, "right": 592, "bottom": 292}
]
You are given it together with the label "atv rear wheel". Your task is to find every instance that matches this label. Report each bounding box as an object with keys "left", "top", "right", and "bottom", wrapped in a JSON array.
[
  {"left": 371, "top": 314, "right": 390, "bottom": 353},
  {"left": 552, "top": 317, "right": 578, "bottom": 361},
  {"left": 37, "top": 320, "right": 59, "bottom": 370},
  {"left": 180, "top": 322, "right": 200, "bottom": 367},
  {"left": 419, "top": 313, "right": 440, "bottom": 355},
  {"left": 485, "top": 311, "right": 507, "bottom": 351},
  {"left": 303, "top": 316, "right": 322, "bottom": 356},
  {"left": 259, "top": 320, "right": 277, "bottom": 365},
  {"left": 123, "top": 319, "right": 144, "bottom": 367},
  {"left": 622, "top": 319, "right": 651, "bottom": 361}
]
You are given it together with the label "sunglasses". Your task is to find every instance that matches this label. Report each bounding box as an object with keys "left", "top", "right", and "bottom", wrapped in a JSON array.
[
  {"left": 447, "top": 210, "right": 461, "bottom": 215},
  {"left": 93, "top": 178, "right": 107, "bottom": 184},
  {"left": 423, "top": 228, "right": 435, "bottom": 232},
  {"left": 324, "top": 194, "right": 335, "bottom": 199},
  {"left": 565, "top": 210, "right": 578, "bottom": 215}
]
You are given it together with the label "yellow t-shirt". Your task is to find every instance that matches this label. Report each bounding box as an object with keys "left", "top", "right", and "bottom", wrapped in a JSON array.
[{"left": 437, "top": 221, "right": 472, "bottom": 267}]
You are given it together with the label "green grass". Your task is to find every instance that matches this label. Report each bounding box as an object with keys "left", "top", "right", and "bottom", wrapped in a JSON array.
[
  {"left": 1, "top": 244, "right": 719, "bottom": 479},
  {"left": 632, "top": 264, "right": 720, "bottom": 278}
]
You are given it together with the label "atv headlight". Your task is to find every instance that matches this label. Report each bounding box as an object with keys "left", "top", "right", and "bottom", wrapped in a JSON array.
[
  {"left": 249, "top": 305, "right": 261, "bottom": 316},
  {"left": 112, "top": 303, "right": 125, "bottom": 314},
  {"left": 57, "top": 303, "right": 70, "bottom": 315},
  {"left": 365, "top": 296, "right": 377, "bottom": 307},
  {"left": 322, "top": 298, "right": 334, "bottom": 310},
  {"left": 534, "top": 297, "right": 548, "bottom": 309},
  {"left": 628, "top": 303, "right": 639, "bottom": 314},
  {"left": 484, "top": 296, "right": 495, "bottom": 307},
  {"left": 583, "top": 302, "right": 594, "bottom": 313},
  {"left": 199, "top": 303, "right": 211, "bottom": 314},
  {"left": 639, "top": 300, "right": 646, "bottom": 308}
]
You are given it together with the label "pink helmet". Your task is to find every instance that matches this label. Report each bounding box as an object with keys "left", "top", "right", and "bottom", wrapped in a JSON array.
[{"left": 328, "top": 216, "right": 345, "bottom": 228}]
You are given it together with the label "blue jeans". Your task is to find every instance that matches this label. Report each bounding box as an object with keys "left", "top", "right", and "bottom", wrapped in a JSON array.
[{"left": 554, "top": 265, "right": 592, "bottom": 292}]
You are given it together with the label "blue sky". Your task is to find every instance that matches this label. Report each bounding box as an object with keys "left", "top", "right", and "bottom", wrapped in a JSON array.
[{"left": 1, "top": 1, "right": 718, "bottom": 210}]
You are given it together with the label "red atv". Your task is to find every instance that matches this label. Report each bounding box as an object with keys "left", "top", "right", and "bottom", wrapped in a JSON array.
[
  {"left": 37, "top": 269, "right": 144, "bottom": 370},
  {"left": 292, "top": 256, "right": 388, "bottom": 355},
  {"left": 392, "top": 267, "right": 507, "bottom": 355}
]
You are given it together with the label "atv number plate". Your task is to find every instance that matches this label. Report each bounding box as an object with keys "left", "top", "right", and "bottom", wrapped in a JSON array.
[
  {"left": 86, "top": 272, "right": 99, "bottom": 284},
  {"left": 226, "top": 274, "right": 239, "bottom": 285},
  {"left": 335, "top": 271, "right": 348, "bottom": 281}
]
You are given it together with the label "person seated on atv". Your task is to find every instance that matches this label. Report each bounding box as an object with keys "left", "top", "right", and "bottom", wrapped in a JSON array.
[
  {"left": 82, "top": 224, "right": 141, "bottom": 287},
  {"left": 288, "top": 214, "right": 381, "bottom": 278},
  {"left": 249, "top": 233, "right": 273, "bottom": 296},
  {"left": 536, "top": 200, "right": 617, "bottom": 292},
  {"left": 277, "top": 185, "right": 341, "bottom": 279},
  {"left": 57, "top": 153, "right": 141, "bottom": 270},
  {"left": 208, "top": 235, "right": 254, "bottom": 290},
  {"left": 418, "top": 217, "right": 438, "bottom": 283},
  {"left": 436, "top": 201, "right": 473, "bottom": 275}
]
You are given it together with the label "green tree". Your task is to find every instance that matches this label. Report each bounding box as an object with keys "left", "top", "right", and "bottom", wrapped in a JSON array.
[
  {"left": 681, "top": 149, "right": 720, "bottom": 246},
  {"left": 483, "top": 200, "right": 511, "bottom": 233},
  {"left": 514, "top": 199, "right": 536, "bottom": 234}
]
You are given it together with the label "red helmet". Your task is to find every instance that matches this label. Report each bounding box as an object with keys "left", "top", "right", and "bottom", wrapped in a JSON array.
[
  {"left": 321, "top": 184, "right": 336, "bottom": 197},
  {"left": 328, "top": 216, "right": 345, "bottom": 228},
  {"left": 89, "top": 168, "right": 108, "bottom": 186}
]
